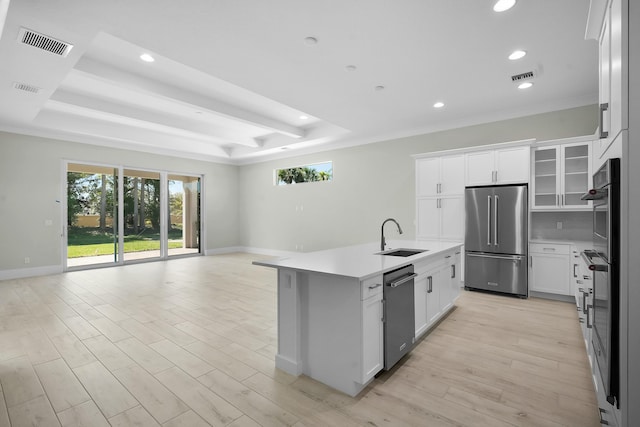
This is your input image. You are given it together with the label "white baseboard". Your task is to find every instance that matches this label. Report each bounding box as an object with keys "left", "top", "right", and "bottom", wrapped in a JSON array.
[
  {"left": 204, "top": 246, "right": 245, "bottom": 255},
  {"left": 237, "top": 246, "right": 297, "bottom": 257},
  {"left": 205, "top": 246, "right": 296, "bottom": 258},
  {"left": 0, "top": 265, "right": 63, "bottom": 281}
]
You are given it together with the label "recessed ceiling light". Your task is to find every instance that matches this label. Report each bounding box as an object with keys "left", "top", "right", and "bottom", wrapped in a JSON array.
[
  {"left": 140, "top": 53, "right": 155, "bottom": 63},
  {"left": 493, "top": 0, "right": 516, "bottom": 12},
  {"left": 304, "top": 36, "right": 318, "bottom": 45},
  {"left": 375, "top": 85, "right": 385, "bottom": 91},
  {"left": 518, "top": 82, "right": 533, "bottom": 89},
  {"left": 299, "top": 115, "right": 309, "bottom": 120},
  {"left": 433, "top": 102, "right": 445, "bottom": 108},
  {"left": 509, "top": 50, "right": 527, "bottom": 60},
  {"left": 345, "top": 65, "right": 357, "bottom": 72}
]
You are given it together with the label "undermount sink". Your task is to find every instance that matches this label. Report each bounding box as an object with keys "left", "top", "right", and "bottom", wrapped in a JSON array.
[{"left": 377, "top": 248, "right": 428, "bottom": 257}]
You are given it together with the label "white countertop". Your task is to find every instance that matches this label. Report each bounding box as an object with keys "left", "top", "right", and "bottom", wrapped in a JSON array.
[{"left": 253, "top": 240, "right": 463, "bottom": 280}]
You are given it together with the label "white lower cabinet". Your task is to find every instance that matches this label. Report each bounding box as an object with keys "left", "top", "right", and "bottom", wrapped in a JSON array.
[
  {"left": 426, "top": 266, "right": 443, "bottom": 325},
  {"left": 361, "top": 291, "right": 383, "bottom": 382},
  {"left": 414, "top": 250, "right": 460, "bottom": 339},
  {"left": 572, "top": 248, "right": 593, "bottom": 352},
  {"left": 529, "top": 242, "right": 572, "bottom": 296}
]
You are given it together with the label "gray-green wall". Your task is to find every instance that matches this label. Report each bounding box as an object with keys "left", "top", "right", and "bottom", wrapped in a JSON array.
[
  {"left": 238, "top": 105, "right": 598, "bottom": 252},
  {"left": 0, "top": 104, "right": 597, "bottom": 277},
  {"left": 0, "top": 131, "right": 239, "bottom": 276}
]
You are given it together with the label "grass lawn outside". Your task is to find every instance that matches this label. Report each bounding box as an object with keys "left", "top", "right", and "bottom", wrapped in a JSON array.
[
  {"left": 68, "top": 240, "right": 183, "bottom": 258},
  {"left": 68, "top": 226, "right": 185, "bottom": 258}
]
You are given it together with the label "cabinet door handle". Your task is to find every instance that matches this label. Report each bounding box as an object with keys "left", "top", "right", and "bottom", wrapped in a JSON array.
[
  {"left": 598, "top": 408, "right": 609, "bottom": 425},
  {"left": 451, "top": 265, "right": 455, "bottom": 279},
  {"left": 368, "top": 283, "right": 382, "bottom": 290},
  {"left": 530, "top": 255, "right": 533, "bottom": 268},
  {"left": 582, "top": 290, "right": 588, "bottom": 315},
  {"left": 599, "top": 103, "right": 609, "bottom": 139},
  {"left": 573, "top": 264, "right": 578, "bottom": 278},
  {"left": 562, "top": 194, "right": 565, "bottom": 206},
  {"left": 381, "top": 300, "right": 385, "bottom": 323},
  {"left": 586, "top": 305, "right": 593, "bottom": 329},
  {"left": 494, "top": 170, "right": 498, "bottom": 182},
  {"left": 427, "top": 276, "right": 433, "bottom": 293}
]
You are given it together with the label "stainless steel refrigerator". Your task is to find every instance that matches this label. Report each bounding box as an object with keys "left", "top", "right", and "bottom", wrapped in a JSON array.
[{"left": 464, "top": 185, "right": 528, "bottom": 297}]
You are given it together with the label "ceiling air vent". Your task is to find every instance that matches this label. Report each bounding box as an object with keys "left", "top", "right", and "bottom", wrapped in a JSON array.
[
  {"left": 17, "top": 27, "right": 73, "bottom": 57},
  {"left": 13, "top": 82, "right": 41, "bottom": 94},
  {"left": 511, "top": 71, "right": 535, "bottom": 82}
]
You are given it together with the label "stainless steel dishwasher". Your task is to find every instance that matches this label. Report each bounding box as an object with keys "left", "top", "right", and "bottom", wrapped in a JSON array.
[{"left": 383, "top": 264, "right": 417, "bottom": 370}]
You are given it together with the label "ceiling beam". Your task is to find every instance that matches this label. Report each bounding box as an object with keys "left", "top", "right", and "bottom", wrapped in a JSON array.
[
  {"left": 34, "top": 108, "right": 231, "bottom": 158},
  {"left": 49, "top": 89, "right": 260, "bottom": 148},
  {"left": 73, "top": 57, "right": 306, "bottom": 139}
]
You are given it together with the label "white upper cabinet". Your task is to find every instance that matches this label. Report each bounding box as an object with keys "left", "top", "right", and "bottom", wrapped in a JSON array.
[
  {"left": 597, "top": 0, "right": 627, "bottom": 145},
  {"left": 416, "top": 154, "right": 464, "bottom": 197},
  {"left": 416, "top": 153, "right": 465, "bottom": 242},
  {"left": 531, "top": 141, "right": 592, "bottom": 211},
  {"left": 465, "top": 146, "right": 530, "bottom": 186},
  {"left": 416, "top": 196, "right": 464, "bottom": 241}
]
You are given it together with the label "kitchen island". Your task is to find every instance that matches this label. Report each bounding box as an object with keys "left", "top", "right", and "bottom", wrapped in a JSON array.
[{"left": 254, "top": 240, "right": 463, "bottom": 396}]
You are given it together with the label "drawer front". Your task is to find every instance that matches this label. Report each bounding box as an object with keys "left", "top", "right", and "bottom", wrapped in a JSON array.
[
  {"left": 530, "top": 243, "right": 571, "bottom": 255},
  {"left": 361, "top": 276, "right": 383, "bottom": 300}
]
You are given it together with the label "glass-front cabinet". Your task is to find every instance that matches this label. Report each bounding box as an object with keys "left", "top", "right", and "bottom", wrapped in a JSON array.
[{"left": 531, "top": 141, "right": 592, "bottom": 211}]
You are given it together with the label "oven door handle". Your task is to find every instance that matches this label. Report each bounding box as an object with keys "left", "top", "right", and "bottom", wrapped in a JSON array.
[
  {"left": 582, "top": 250, "right": 609, "bottom": 272},
  {"left": 388, "top": 273, "right": 417, "bottom": 288}
]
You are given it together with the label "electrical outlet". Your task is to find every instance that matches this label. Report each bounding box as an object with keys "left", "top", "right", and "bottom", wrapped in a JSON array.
[
  {"left": 24, "top": 257, "right": 30, "bottom": 264},
  {"left": 557, "top": 221, "right": 563, "bottom": 229}
]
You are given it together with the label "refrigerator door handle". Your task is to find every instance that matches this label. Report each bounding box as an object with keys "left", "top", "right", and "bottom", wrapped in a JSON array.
[
  {"left": 494, "top": 195, "right": 499, "bottom": 246},
  {"left": 487, "top": 196, "right": 492, "bottom": 245}
]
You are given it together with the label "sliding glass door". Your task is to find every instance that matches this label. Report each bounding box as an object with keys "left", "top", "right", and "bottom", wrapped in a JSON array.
[
  {"left": 66, "top": 163, "right": 119, "bottom": 268},
  {"left": 65, "top": 163, "right": 202, "bottom": 270},
  {"left": 123, "top": 169, "right": 162, "bottom": 262},
  {"left": 168, "top": 175, "right": 201, "bottom": 257}
]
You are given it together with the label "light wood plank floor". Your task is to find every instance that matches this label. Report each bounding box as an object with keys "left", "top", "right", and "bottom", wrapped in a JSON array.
[{"left": 0, "top": 253, "right": 600, "bottom": 426}]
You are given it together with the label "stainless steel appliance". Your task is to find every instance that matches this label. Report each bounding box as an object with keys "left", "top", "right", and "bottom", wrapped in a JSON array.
[
  {"left": 464, "top": 185, "right": 528, "bottom": 297},
  {"left": 382, "top": 264, "right": 416, "bottom": 370},
  {"left": 581, "top": 158, "right": 620, "bottom": 405}
]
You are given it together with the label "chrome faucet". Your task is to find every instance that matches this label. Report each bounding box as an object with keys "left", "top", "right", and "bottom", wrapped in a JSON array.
[{"left": 381, "top": 218, "right": 403, "bottom": 251}]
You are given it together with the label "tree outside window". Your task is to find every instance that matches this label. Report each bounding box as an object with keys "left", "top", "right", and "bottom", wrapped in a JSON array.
[{"left": 276, "top": 161, "right": 332, "bottom": 185}]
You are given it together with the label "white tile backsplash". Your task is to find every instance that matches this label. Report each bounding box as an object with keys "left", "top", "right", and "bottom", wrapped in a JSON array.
[{"left": 530, "top": 211, "right": 592, "bottom": 241}]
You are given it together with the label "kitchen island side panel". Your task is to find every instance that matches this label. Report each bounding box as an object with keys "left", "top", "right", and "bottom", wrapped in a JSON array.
[
  {"left": 302, "top": 273, "right": 364, "bottom": 396},
  {"left": 276, "top": 269, "right": 303, "bottom": 375}
]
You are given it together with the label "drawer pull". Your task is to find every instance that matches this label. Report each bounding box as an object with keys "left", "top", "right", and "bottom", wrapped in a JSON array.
[{"left": 368, "top": 283, "right": 382, "bottom": 290}]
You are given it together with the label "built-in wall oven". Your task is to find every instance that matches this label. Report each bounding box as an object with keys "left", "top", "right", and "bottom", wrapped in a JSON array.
[{"left": 581, "top": 158, "right": 620, "bottom": 406}]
